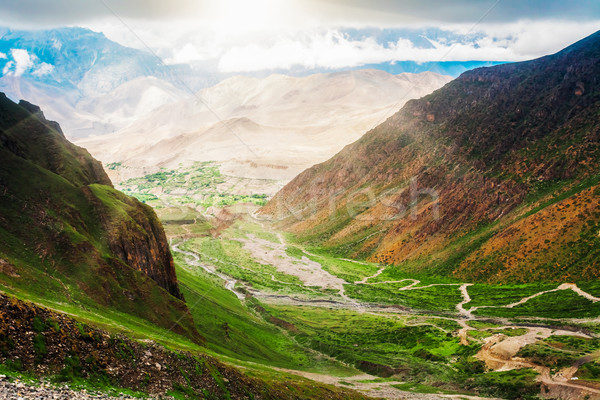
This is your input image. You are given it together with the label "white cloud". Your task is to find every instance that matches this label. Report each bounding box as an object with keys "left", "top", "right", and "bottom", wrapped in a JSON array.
[
  {"left": 32, "top": 62, "right": 54, "bottom": 77},
  {"left": 0, "top": 52, "right": 6, "bottom": 59},
  {"left": 446, "top": 20, "right": 600, "bottom": 58},
  {"left": 49, "top": 14, "right": 600, "bottom": 75},
  {"left": 165, "top": 42, "right": 222, "bottom": 64},
  {"left": 51, "top": 39, "right": 62, "bottom": 50},
  {"left": 2, "top": 61, "right": 14, "bottom": 75},
  {"left": 10, "top": 48, "right": 35, "bottom": 76},
  {"left": 217, "top": 20, "right": 600, "bottom": 72},
  {"left": 217, "top": 30, "right": 520, "bottom": 72},
  {"left": 1, "top": 49, "right": 54, "bottom": 78}
]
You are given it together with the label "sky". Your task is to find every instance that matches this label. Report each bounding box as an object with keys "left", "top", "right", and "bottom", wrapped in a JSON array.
[{"left": 1, "top": 0, "right": 599, "bottom": 74}]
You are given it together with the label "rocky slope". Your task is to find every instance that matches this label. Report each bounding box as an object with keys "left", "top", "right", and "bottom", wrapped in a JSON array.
[
  {"left": 0, "top": 293, "right": 368, "bottom": 400},
  {"left": 262, "top": 31, "right": 600, "bottom": 284},
  {"left": 0, "top": 93, "right": 198, "bottom": 340}
]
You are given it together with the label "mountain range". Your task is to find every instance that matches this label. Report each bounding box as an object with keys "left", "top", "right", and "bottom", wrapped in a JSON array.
[
  {"left": 0, "top": 27, "right": 198, "bottom": 137},
  {"left": 79, "top": 69, "right": 451, "bottom": 185},
  {"left": 263, "top": 30, "right": 600, "bottom": 284}
]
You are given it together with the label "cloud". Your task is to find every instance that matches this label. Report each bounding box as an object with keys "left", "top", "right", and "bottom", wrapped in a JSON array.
[
  {"left": 165, "top": 42, "right": 221, "bottom": 64},
  {"left": 0, "top": 52, "right": 6, "bottom": 59},
  {"left": 10, "top": 49, "right": 35, "bottom": 76},
  {"left": 32, "top": 62, "right": 54, "bottom": 77},
  {"left": 2, "top": 61, "right": 14, "bottom": 75},
  {"left": 1, "top": 48, "right": 54, "bottom": 77},
  {"left": 217, "top": 21, "right": 600, "bottom": 72},
  {"left": 1, "top": 1, "right": 598, "bottom": 77},
  {"left": 51, "top": 39, "right": 62, "bottom": 50}
]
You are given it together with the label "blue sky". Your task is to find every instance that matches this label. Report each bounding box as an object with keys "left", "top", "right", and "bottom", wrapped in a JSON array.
[{"left": 0, "top": 0, "right": 599, "bottom": 74}]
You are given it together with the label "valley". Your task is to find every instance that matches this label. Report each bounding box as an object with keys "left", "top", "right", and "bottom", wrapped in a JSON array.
[
  {"left": 1, "top": 20, "right": 600, "bottom": 400},
  {"left": 112, "top": 168, "right": 600, "bottom": 399}
]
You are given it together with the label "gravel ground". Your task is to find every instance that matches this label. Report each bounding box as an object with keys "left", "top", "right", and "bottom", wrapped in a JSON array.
[{"left": 0, "top": 375, "right": 164, "bottom": 400}]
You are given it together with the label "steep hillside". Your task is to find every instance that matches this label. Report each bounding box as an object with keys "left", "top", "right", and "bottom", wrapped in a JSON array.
[
  {"left": 79, "top": 69, "right": 452, "bottom": 184},
  {"left": 0, "top": 293, "right": 368, "bottom": 400},
  {"left": 263, "top": 31, "right": 600, "bottom": 284},
  {"left": 0, "top": 93, "right": 199, "bottom": 341}
]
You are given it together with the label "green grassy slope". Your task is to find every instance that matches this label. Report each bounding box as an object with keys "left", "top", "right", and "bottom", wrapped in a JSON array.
[{"left": 0, "top": 94, "right": 199, "bottom": 343}]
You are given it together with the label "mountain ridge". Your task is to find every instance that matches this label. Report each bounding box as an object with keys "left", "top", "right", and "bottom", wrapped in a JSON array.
[
  {"left": 0, "top": 27, "right": 195, "bottom": 137},
  {"left": 262, "top": 30, "right": 600, "bottom": 283},
  {"left": 0, "top": 93, "right": 200, "bottom": 341}
]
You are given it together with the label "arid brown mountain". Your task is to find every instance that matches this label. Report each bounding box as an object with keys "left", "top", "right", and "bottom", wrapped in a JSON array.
[
  {"left": 0, "top": 94, "right": 199, "bottom": 341},
  {"left": 262, "top": 31, "right": 600, "bottom": 284},
  {"left": 78, "top": 69, "right": 451, "bottom": 186}
]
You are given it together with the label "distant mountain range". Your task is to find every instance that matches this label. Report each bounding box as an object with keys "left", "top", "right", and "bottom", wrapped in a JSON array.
[
  {"left": 78, "top": 69, "right": 452, "bottom": 186},
  {"left": 0, "top": 26, "right": 502, "bottom": 141},
  {"left": 0, "top": 27, "right": 201, "bottom": 137},
  {"left": 263, "top": 30, "right": 600, "bottom": 284}
]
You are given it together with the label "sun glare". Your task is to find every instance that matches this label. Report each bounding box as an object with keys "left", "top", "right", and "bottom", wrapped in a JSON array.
[{"left": 209, "top": 0, "right": 296, "bottom": 35}]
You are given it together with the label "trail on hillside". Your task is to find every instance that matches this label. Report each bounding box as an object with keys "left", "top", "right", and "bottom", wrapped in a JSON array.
[
  {"left": 468, "top": 283, "right": 600, "bottom": 315},
  {"left": 355, "top": 266, "right": 386, "bottom": 284}
]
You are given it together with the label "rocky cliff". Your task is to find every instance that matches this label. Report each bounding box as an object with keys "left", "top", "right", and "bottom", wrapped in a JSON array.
[
  {"left": 0, "top": 93, "right": 195, "bottom": 339},
  {"left": 263, "top": 31, "right": 600, "bottom": 283}
]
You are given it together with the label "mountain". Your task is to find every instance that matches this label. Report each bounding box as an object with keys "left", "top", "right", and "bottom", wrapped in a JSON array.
[
  {"left": 0, "top": 93, "right": 200, "bottom": 341},
  {"left": 79, "top": 69, "right": 452, "bottom": 185},
  {"left": 0, "top": 27, "right": 192, "bottom": 137},
  {"left": 262, "top": 31, "right": 600, "bottom": 284},
  {"left": 359, "top": 60, "right": 506, "bottom": 77}
]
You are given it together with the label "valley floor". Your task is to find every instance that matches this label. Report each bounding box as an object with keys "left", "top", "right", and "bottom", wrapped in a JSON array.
[{"left": 163, "top": 203, "right": 600, "bottom": 400}]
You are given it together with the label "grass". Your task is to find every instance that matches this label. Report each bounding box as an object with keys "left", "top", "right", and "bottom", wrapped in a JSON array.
[
  {"left": 116, "top": 162, "right": 270, "bottom": 210},
  {"left": 262, "top": 304, "right": 462, "bottom": 377},
  {"left": 174, "top": 257, "right": 354, "bottom": 375},
  {"left": 391, "top": 382, "right": 463, "bottom": 395},
  {"left": 472, "top": 290, "right": 600, "bottom": 319},
  {"left": 181, "top": 237, "right": 319, "bottom": 296},
  {"left": 298, "top": 248, "right": 381, "bottom": 283},
  {"left": 467, "top": 369, "right": 540, "bottom": 400},
  {"left": 516, "top": 335, "right": 600, "bottom": 372},
  {"left": 344, "top": 283, "right": 463, "bottom": 313},
  {"left": 365, "top": 265, "right": 462, "bottom": 284},
  {"left": 576, "top": 361, "right": 600, "bottom": 381},
  {"left": 466, "top": 282, "right": 557, "bottom": 308},
  {"left": 224, "top": 219, "right": 280, "bottom": 244}
]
